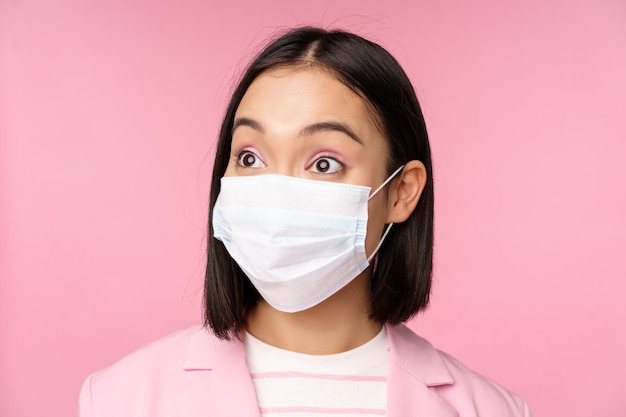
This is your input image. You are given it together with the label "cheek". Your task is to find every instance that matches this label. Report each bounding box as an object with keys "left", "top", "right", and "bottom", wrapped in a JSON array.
[{"left": 365, "top": 195, "right": 389, "bottom": 256}]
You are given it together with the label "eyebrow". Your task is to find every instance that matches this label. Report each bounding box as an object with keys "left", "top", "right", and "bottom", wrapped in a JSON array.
[
  {"left": 232, "top": 117, "right": 265, "bottom": 134},
  {"left": 232, "top": 117, "right": 363, "bottom": 145},
  {"left": 300, "top": 121, "right": 363, "bottom": 144}
]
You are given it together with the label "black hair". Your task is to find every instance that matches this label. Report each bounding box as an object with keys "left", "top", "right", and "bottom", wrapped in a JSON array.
[{"left": 204, "top": 26, "right": 434, "bottom": 340}]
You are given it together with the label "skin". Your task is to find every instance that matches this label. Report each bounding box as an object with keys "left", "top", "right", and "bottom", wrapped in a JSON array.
[{"left": 225, "top": 66, "right": 426, "bottom": 354}]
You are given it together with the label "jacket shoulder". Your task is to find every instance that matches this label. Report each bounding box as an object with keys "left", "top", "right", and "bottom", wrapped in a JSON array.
[
  {"left": 79, "top": 325, "right": 209, "bottom": 416},
  {"left": 95, "top": 325, "right": 200, "bottom": 381},
  {"left": 390, "top": 324, "right": 532, "bottom": 417},
  {"left": 435, "top": 349, "right": 531, "bottom": 416}
]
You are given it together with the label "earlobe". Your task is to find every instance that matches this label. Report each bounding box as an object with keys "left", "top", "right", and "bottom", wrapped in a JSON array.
[{"left": 386, "top": 160, "right": 427, "bottom": 223}]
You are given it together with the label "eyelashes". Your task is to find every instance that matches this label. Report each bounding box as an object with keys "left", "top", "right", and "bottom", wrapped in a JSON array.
[
  {"left": 308, "top": 154, "right": 344, "bottom": 174},
  {"left": 231, "top": 147, "right": 345, "bottom": 174},
  {"left": 233, "top": 148, "right": 265, "bottom": 168}
]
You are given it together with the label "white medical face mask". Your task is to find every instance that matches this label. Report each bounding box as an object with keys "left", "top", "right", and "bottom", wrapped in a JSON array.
[{"left": 212, "top": 166, "right": 404, "bottom": 313}]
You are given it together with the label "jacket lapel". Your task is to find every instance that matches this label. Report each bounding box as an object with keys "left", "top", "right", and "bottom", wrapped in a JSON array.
[
  {"left": 174, "top": 327, "right": 261, "bottom": 417},
  {"left": 386, "top": 324, "right": 458, "bottom": 417},
  {"left": 173, "top": 324, "right": 458, "bottom": 417}
]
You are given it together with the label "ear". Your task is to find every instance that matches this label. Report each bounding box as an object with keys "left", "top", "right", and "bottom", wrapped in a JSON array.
[{"left": 386, "top": 160, "right": 427, "bottom": 223}]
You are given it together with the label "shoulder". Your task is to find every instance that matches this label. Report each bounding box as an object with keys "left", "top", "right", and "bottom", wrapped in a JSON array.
[
  {"left": 91, "top": 325, "right": 201, "bottom": 385},
  {"left": 387, "top": 324, "right": 532, "bottom": 417},
  {"left": 79, "top": 325, "right": 221, "bottom": 417},
  {"left": 435, "top": 349, "right": 532, "bottom": 416}
]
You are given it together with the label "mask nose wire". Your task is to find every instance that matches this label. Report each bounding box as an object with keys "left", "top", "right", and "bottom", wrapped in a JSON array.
[{"left": 365, "top": 164, "right": 405, "bottom": 263}]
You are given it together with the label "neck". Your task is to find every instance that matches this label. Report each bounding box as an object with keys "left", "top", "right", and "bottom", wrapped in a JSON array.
[{"left": 245, "top": 272, "right": 382, "bottom": 355}]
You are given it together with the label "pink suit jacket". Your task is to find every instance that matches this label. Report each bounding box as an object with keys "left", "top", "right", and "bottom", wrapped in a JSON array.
[{"left": 79, "top": 324, "right": 532, "bottom": 417}]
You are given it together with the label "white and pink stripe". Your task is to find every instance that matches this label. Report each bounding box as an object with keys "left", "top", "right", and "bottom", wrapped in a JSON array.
[{"left": 244, "top": 328, "right": 390, "bottom": 417}]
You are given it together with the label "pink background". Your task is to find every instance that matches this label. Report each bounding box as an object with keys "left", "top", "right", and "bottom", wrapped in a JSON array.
[{"left": 1, "top": 0, "right": 625, "bottom": 416}]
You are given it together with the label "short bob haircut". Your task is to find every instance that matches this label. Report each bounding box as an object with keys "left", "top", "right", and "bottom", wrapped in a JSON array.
[{"left": 204, "top": 26, "right": 434, "bottom": 340}]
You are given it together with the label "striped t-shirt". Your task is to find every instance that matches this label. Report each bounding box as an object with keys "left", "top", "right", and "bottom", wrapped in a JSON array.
[{"left": 244, "top": 327, "right": 389, "bottom": 417}]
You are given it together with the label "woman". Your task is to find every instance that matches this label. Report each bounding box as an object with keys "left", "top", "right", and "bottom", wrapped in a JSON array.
[{"left": 79, "top": 26, "right": 532, "bottom": 416}]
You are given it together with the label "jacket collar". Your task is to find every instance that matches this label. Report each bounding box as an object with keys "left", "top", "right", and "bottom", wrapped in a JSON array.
[
  {"left": 175, "top": 328, "right": 260, "bottom": 417},
  {"left": 386, "top": 323, "right": 454, "bottom": 386},
  {"left": 182, "top": 326, "right": 242, "bottom": 371},
  {"left": 182, "top": 323, "right": 453, "bottom": 382},
  {"left": 385, "top": 324, "right": 457, "bottom": 417},
  {"left": 176, "top": 323, "right": 456, "bottom": 417}
]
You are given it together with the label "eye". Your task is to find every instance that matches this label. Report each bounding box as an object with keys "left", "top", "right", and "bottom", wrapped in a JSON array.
[
  {"left": 309, "top": 156, "right": 343, "bottom": 174},
  {"left": 236, "top": 149, "right": 265, "bottom": 168}
]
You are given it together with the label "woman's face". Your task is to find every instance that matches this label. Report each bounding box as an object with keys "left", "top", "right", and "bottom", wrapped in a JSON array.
[{"left": 225, "top": 66, "right": 393, "bottom": 257}]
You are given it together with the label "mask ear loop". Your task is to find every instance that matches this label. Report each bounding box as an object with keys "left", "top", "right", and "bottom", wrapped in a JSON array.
[
  {"left": 366, "top": 165, "right": 404, "bottom": 263},
  {"left": 367, "top": 165, "right": 404, "bottom": 202},
  {"left": 367, "top": 223, "right": 393, "bottom": 263},
  {"left": 372, "top": 253, "right": 379, "bottom": 275}
]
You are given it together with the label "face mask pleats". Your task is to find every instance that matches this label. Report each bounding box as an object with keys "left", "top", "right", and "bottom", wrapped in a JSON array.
[{"left": 212, "top": 168, "right": 403, "bottom": 312}]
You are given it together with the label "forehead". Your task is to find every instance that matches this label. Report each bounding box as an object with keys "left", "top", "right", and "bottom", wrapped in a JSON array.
[{"left": 235, "top": 67, "right": 380, "bottom": 136}]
